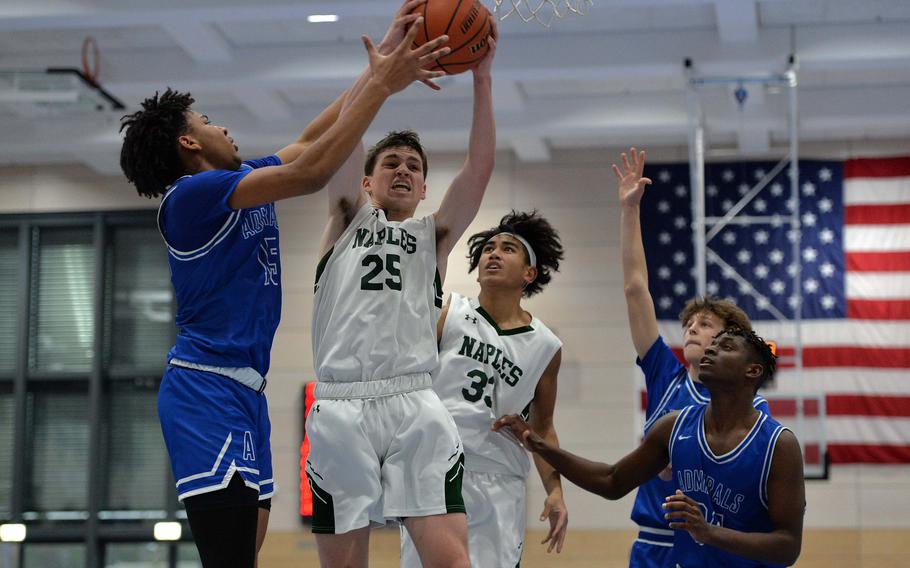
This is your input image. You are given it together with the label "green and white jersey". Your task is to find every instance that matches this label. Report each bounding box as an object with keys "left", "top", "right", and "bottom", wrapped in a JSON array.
[
  {"left": 312, "top": 204, "right": 443, "bottom": 387},
  {"left": 434, "top": 293, "right": 562, "bottom": 477}
]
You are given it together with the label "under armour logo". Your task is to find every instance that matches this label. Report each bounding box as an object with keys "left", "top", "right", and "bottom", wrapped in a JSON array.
[
  {"left": 465, "top": 315, "right": 477, "bottom": 324},
  {"left": 314, "top": 404, "right": 320, "bottom": 413}
]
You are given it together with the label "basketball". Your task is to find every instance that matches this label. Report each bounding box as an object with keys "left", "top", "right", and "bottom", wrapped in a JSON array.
[{"left": 411, "top": 0, "right": 494, "bottom": 75}]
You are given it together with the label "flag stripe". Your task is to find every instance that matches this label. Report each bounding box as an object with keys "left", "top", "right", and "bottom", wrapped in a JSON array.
[
  {"left": 846, "top": 273, "right": 910, "bottom": 299},
  {"left": 844, "top": 156, "right": 910, "bottom": 179},
  {"left": 828, "top": 444, "right": 910, "bottom": 464},
  {"left": 844, "top": 178, "right": 910, "bottom": 205},
  {"left": 844, "top": 225, "right": 910, "bottom": 251},
  {"left": 802, "top": 347, "right": 910, "bottom": 369},
  {"left": 847, "top": 299, "right": 910, "bottom": 320},
  {"left": 826, "top": 395, "right": 910, "bottom": 418},
  {"left": 846, "top": 204, "right": 910, "bottom": 225},
  {"left": 827, "top": 416, "right": 910, "bottom": 445},
  {"left": 847, "top": 252, "right": 910, "bottom": 272},
  {"left": 667, "top": 345, "right": 909, "bottom": 369},
  {"left": 767, "top": 399, "right": 821, "bottom": 418},
  {"left": 659, "top": 321, "right": 910, "bottom": 349},
  {"left": 775, "top": 369, "right": 910, "bottom": 395}
]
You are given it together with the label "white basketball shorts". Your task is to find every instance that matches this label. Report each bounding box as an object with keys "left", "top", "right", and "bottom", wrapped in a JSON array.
[
  {"left": 400, "top": 469, "right": 526, "bottom": 567},
  {"left": 304, "top": 384, "right": 466, "bottom": 535}
]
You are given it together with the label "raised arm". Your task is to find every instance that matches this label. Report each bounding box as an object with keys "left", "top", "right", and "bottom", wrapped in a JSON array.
[
  {"left": 227, "top": 19, "right": 449, "bottom": 210},
  {"left": 318, "top": 1, "right": 447, "bottom": 256},
  {"left": 527, "top": 349, "right": 568, "bottom": 553},
  {"left": 494, "top": 410, "right": 675, "bottom": 500},
  {"left": 663, "top": 430, "right": 805, "bottom": 565},
  {"left": 433, "top": 30, "right": 497, "bottom": 280},
  {"left": 613, "top": 148, "right": 658, "bottom": 358},
  {"left": 274, "top": 2, "right": 438, "bottom": 166}
]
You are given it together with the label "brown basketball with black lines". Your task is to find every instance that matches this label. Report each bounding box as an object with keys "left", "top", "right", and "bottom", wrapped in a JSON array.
[{"left": 411, "top": 0, "right": 494, "bottom": 75}]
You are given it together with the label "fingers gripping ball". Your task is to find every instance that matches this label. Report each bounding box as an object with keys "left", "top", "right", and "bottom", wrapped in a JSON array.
[{"left": 411, "top": 0, "right": 494, "bottom": 74}]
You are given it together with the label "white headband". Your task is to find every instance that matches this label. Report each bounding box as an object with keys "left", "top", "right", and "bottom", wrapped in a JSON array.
[{"left": 489, "top": 231, "right": 537, "bottom": 268}]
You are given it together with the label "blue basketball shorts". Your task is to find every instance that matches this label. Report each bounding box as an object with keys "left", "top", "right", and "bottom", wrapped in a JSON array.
[
  {"left": 158, "top": 365, "right": 274, "bottom": 502},
  {"left": 628, "top": 537, "right": 674, "bottom": 568}
]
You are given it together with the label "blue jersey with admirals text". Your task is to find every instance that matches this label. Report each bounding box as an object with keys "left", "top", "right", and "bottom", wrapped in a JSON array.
[
  {"left": 669, "top": 404, "right": 788, "bottom": 568},
  {"left": 157, "top": 155, "right": 282, "bottom": 379},
  {"left": 630, "top": 337, "right": 768, "bottom": 558}
]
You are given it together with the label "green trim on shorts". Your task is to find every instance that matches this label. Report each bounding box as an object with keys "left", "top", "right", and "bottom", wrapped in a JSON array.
[
  {"left": 308, "top": 476, "right": 336, "bottom": 534},
  {"left": 444, "top": 453, "right": 466, "bottom": 514}
]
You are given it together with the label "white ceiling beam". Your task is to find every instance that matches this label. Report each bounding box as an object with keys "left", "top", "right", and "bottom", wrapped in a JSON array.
[
  {"left": 233, "top": 86, "right": 293, "bottom": 121},
  {"left": 713, "top": 0, "right": 758, "bottom": 43},
  {"left": 165, "top": 21, "right": 233, "bottom": 64},
  {"left": 0, "top": 2, "right": 397, "bottom": 31},
  {"left": 511, "top": 135, "right": 551, "bottom": 162},
  {"left": 78, "top": 148, "right": 122, "bottom": 176}
]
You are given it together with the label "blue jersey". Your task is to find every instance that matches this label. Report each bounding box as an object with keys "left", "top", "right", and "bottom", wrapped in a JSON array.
[
  {"left": 669, "top": 404, "right": 788, "bottom": 568},
  {"left": 631, "top": 337, "right": 768, "bottom": 551},
  {"left": 157, "top": 156, "right": 282, "bottom": 379}
]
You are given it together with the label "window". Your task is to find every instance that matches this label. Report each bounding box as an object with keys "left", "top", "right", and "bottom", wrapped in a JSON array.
[
  {"left": 106, "top": 226, "right": 174, "bottom": 374},
  {"left": 25, "top": 384, "right": 90, "bottom": 512},
  {"left": 103, "top": 380, "right": 168, "bottom": 511},
  {"left": 3, "top": 211, "right": 179, "bottom": 563},
  {"left": 23, "top": 543, "right": 86, "bottom": 568},
  {"left": 0, "top": 384, "right": 13, "bottom": 515},
  {"left": 28, "top": 227, "right": 95, "bottom": 373},
  {"left": 0, "top": 230, "right": 18, "bottom": 373},
  {"left": 105, "top": 542, "right": 169, "bottom": 567}
]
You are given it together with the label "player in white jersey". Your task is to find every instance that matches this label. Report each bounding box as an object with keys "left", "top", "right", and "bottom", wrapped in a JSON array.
[
  {"left": 400, "top": 210, "right": 569, "bottom": 567},
  {"left": 306, "top": 13, "right": 497, "bottom": 568}
]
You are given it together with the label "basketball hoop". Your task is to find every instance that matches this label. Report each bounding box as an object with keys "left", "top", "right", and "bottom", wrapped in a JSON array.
[
  {"left": 81, "top": 36, "right": 100, "bottom": 85},
  {"left": 492, "top": 0, "right": 592, "bottom": 27}
]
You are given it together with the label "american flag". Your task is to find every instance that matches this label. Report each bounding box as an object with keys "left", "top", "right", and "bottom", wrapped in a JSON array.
[{"left": 639, "top": 156, "right": 910, "bottom": 464}]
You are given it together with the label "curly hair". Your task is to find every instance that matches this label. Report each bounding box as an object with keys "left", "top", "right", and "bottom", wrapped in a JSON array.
[
  {"left": 714, "top": 327, "right": 778, "bottom": 392},
  {"left": 119, "top": 89, "right": 194, "bottom": 198},
  {"left": 466, "top": 210, "right": 564, "bottom": 297},
  {"left": 679, "top": 295, "right": 752, "bottom": 332},
  {"left": 364, "top": 130, "right": 428, "bottom": 177}
]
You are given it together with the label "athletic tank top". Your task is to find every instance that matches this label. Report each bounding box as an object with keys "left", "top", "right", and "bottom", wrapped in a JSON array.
[
  {"left": 632, "top": 337, "right": 770, "bottom": 544},
  {"left": 669, "top": 404, "right": 788, "bottom": 568},
  {"left": 312, "top": 204, "right": 443, "bottom": 385},
  {"left": 158, "top": 156, "right": 282, "bottom": 380},
  {"left": 433, "top": 293, "right": 562, "bottom": 477}
]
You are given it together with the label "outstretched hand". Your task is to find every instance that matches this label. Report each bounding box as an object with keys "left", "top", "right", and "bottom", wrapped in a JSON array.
[
  {"left": 612, "top": 147, "right": 652, "bottom": 208},
  {"left": 493, "top": 414, "right": 545, "bottom": 451},
  {"left": 378, "top": 0, "right": 444, "bottom": 90},
  {"left": 663, "top": 490, "right": 714, "bottom": 544},
  {"left": 539, "top": 491, "right": 568, "bottom": 553},
  {"left": 363, "top": 19, "right": 450, "bottom": 96}
]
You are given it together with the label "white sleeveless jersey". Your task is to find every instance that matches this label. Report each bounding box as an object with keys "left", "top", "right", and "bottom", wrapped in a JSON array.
[
  {"left": 433, "top": 293, "right": 562, "bottom": 477},
  {"left": 312, "top": 204, "right": 443, "bottom": 383}
]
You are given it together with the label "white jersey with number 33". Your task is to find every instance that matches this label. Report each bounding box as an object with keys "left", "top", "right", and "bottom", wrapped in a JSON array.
[
  {"left": 434, "top": 293, "right": 562, "bottom": 477},
  {"left": 312, "top": 204, "right": 443, "bottom": 383}
]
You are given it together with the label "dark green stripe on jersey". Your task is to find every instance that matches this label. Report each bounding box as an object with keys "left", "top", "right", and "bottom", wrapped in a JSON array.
[
  {"left": 313, "top": 246, "right": 334, "bottom": 294},
  {"left": 476, "top": 306, "right": 534, "bottom": 336},
  {"left": 434, "top": 269, "right": 443, "bottom": 308},
  {"left": 520, "top": 401, "right": 533, "bottom": 422}
]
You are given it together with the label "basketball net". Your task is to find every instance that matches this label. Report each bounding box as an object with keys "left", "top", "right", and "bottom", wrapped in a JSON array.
[{"left": 493, "top": 0, "right": 592, "bottom": 27}]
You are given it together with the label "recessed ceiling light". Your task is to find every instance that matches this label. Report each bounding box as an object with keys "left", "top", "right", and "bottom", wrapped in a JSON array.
[{"left": 308, "top": 15, "right": 339, "bottom": 23}]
